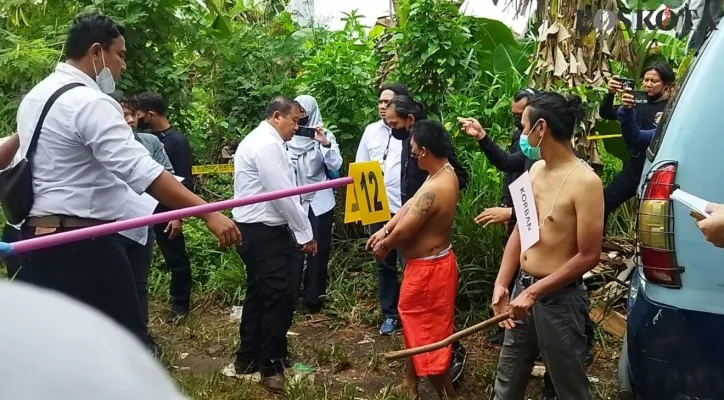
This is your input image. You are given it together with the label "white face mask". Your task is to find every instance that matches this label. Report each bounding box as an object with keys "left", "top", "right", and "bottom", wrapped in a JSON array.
[{"left": 92, "top": 46, "right": 116, "bottom": 94}]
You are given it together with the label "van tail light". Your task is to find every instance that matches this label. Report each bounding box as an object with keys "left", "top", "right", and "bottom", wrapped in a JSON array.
[{"left": 636, "top": 162, "right": 682, "bottom": 288}]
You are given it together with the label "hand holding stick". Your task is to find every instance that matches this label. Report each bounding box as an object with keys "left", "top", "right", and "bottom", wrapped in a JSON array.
[{"left": 384, "top": 314, "right": 510, "bottom": 361}]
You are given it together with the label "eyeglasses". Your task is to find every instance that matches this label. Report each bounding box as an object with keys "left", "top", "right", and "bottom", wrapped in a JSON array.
[{"left": 411, "top": 149, "right": 422, "bottom": 159}]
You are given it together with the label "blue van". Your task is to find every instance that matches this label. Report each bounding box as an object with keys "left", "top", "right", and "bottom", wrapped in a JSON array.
[{"left": 617, "top": 19, "right": 724, "bottom": 400}]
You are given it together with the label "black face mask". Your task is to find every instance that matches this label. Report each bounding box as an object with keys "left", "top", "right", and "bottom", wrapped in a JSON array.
[
  {"left": 299, "top": 116, "right": 310, "bottom": 126},
  {"left": 391, "top": 127, "right": 409, "bottom": 140},
  {"left": 137, "top": 118, "right": 150, "bottom": 131},
  {"left": 513, "top": 114, "right": 523, "bottom": 131}
]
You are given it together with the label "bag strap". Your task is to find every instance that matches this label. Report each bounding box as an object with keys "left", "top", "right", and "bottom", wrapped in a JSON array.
[{"left": 26, "top": 82, "right": 85, "bottom": 160}]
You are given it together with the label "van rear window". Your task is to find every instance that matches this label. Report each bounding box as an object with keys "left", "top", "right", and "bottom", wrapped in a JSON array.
[{"left": 647, "top": 36, "right": 712, "bottom": 161}]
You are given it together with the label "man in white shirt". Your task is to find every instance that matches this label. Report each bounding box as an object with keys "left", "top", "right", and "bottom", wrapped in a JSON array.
[
  {"left": 355, "top": 82, "right": 408, "bottom": 336},
  {"left": 232, "top": 97, "right": 317, "bottom": 394},
  {"left": 13, "top": 12, "right": 240, "bottom": 346}
]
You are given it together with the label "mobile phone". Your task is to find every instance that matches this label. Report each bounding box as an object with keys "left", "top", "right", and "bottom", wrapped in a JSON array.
[
  {"left": 296, "top": 126, "right": 316, "bottom": 138},
  {"left": 690, "top": 210, "right": 707, "bottom": 221},
  {"left": 632, "top": 90, "right": 648, "bottom": 105},
  {"left": 617, "top": 77, "right": 635, "bottom": 91}
]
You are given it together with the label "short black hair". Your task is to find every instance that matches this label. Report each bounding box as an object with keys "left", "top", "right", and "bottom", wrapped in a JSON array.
[
  {"left": 377, "top": 82, "right": 410, "bottom": 97},
  {"left": 642, "top": 61, "right": 676, "bottom": 85},
  {"left": 411, "top": 120, "right": 452, "bottom": 158},
  {"left": 111, "top": 92, "right": 137, "bottom": 111},
  {"left": 65, "top": 12, "right": 125, "bottom": 60},
  {"left": 264, "top": 96, "right": 300, "bottom": 119},
  {"left": 135, "top": 92, "right": 166, "bottom": 115},
  {"left": 388, "top": 95, "right": 427, "bottom": 122},
  {"left": 526, "top": 91, "right": 584, "bottom": 142},
  {"left": 513, "top": 87, "right": 537, "bottom": 102}
]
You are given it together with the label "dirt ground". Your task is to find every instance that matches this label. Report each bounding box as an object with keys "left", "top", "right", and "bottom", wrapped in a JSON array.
[{"left": 150, "top": 299, "right": 622, "bottom": 400}]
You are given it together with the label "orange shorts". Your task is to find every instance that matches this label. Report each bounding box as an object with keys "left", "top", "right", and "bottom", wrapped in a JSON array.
[{"left": 398, "top": 248, "right": 458, "bottom": 376}]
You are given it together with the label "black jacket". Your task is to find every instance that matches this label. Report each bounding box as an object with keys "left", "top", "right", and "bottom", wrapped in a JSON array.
[
  {"left": 599, "top": 93, "right": 667, "bottom": 173},
  {"left": 478, "top": 129, "right": 523, "bottom": 209},
  {"left": 400, "top": 137, "right": 468, "bottom": 204},
  {"left": 152, "top": 126, "right": 194, "bottom": 213}
]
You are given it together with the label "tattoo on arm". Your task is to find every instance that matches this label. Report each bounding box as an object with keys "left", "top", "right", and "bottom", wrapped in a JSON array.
[{"left": 410, "top": 191, "right": 435, "bottom": 219}]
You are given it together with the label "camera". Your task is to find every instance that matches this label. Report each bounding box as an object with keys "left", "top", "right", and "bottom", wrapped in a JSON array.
[{"left": 617, "top": 77, "right": 635, "bottom": 91}]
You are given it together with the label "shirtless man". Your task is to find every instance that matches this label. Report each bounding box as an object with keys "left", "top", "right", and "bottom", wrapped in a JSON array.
[
  {"left": 366, "top": 120, "right": 460, "bottom": 399},
  {"left": 491, "top": 92, "right": 604, "bottom": 400}
]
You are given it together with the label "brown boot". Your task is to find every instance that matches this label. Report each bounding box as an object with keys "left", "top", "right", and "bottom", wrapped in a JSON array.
[{"left": 262, "top": 374, "right": 285, "bottom": 394}]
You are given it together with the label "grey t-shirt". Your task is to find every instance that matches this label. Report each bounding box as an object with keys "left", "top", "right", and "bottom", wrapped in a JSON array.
[
  {"left": 136, "top": 132, "right": 174, "bottom": 173},
  {"left": 0, "top": 280, "right": 187, "bottom": 400}
]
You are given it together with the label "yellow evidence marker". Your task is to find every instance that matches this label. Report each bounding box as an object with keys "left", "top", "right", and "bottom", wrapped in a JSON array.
[{"left": 344, "top": 161, "right": 391, "bottom": 225}]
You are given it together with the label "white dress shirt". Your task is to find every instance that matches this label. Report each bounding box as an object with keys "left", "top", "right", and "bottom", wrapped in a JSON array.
[
  {"left": 355, "top": 120, "right": 402, "bottom": 213},
  {"left": 232, "top": 121, "right": 313, "bottom": 245},
  {"left": 15, "top": 63, "right": 164, "bottom": 221},
  {"left": 0, "top": 137, "right": 23, "bottom": 230}
]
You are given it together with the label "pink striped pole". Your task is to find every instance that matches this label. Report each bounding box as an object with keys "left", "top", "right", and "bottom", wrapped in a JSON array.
[{"left": 1, "top": 177, "right": 353, "bottom": 255}]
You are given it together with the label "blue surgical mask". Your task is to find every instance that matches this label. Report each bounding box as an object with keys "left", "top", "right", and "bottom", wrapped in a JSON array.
[
  {"left": 519, "top": 120, "right": 543, "bottom": 160},
  {"left": 92, "top": 46, "right": 116, "bottom": 94}
]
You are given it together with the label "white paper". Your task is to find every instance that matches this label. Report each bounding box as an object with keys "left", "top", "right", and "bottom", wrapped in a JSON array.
[
  {"left": 173, "top": 175, "right": 185, "bottom": 182},
  {"left": 670, "top": 189, "right": 712, "bottom": 218},
  {"left": 118, "top": 188, "right": 159, "bottom": 245},
  {"left": 509, "top": 172, "right": 540, "bottom": 252}
]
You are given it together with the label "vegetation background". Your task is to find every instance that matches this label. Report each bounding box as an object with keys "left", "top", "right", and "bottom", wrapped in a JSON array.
[{"left": 0, "top": 0, "right": 696, "bottom": 398}]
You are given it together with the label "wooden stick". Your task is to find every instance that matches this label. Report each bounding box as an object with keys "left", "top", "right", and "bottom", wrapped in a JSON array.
[{"left": 384, "top": 314, "right": 510, "bottom": 361}]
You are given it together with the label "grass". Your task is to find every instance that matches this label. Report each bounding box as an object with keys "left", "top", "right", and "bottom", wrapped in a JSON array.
[{"left": 146, "top": 293, "right": 621, "bottom": 400}]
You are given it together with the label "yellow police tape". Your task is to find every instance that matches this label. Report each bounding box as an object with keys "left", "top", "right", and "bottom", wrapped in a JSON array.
[
  {"left": 586, "top": 134, "right": 622, "bottom": 140},
  {"left": 192, "top": 164, "right": 234, "bottom": 175}
]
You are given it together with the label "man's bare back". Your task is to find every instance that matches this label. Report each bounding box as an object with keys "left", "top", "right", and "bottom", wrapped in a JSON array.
[
  {"left": 401, "top": 167, "right": 459, "bottom": 259},
  {"left": 521, "top": 159, "right": 599, "bottom": 277}
]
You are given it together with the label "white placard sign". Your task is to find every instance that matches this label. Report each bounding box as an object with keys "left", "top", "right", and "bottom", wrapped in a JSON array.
[{"left": 509, "top": 172, "right": 540, "bottom": 252}]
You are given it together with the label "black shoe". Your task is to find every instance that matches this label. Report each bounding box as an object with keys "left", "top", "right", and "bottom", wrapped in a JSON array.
[
  {"left": 283, "top": 355, "right": 293, "bottom": 368},
  {"left": 165, "top": 306, "right": 189, "bottom": 323},
  {"left": 541, "top": 372, "right": 557, "bottom": 400},
  {"left": 303, "top": 301, "right": 322, "bottom": 314},
  {"left": 234, "top": 358, "right": 260, "bottom": 375},
  {"left": 148, "top": 335, "right": 163, "bottom": 358},
  {"left": 450, "top": 341, "right": 467, "bottom": 383},
  {"left": 262, "top": 373, "right": 285, "bottom": 394}
]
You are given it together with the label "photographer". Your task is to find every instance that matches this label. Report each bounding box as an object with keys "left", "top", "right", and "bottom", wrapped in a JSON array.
[
  {"left": 288, "top": 95, "right": 342, "bottom": 314},
  {"left": 600, "top": 62, "right": 676, "bottom": 226}
]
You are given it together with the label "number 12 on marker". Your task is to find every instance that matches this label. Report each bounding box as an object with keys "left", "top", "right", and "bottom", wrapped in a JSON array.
[{"left": 344, "top": 161, "right": 391, "bottom": 225}]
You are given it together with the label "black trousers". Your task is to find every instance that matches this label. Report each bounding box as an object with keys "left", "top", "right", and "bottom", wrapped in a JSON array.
[
  {"left": 603, "top": 162, "right": 641, "bottom": 232},
  {"left": 235, "top": 223, "right": 300, "bottom": 377},
  {"left": 296, "top": 208, "right": 334, "bottom": 306},
  {"left": 153, "top": 223, "right": 192, "bottom": 310},
  {"left": 1, "top": 224, "right": 22, "bottom": 278},
  {"left": 118, "top": 228, "right": 155, "bottom": 329},
  {"left": 16, "top": 227, "right": 146, "bottom": 345}
]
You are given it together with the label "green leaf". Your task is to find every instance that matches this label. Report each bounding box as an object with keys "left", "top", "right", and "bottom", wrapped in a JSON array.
[{"left": 369, "top": 25, "right": 384, "bottom": 40}]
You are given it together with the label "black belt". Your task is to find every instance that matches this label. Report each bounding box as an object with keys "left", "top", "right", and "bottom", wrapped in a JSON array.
[{"left": 518, "top": 271, "right": 582, "bottom": 290}]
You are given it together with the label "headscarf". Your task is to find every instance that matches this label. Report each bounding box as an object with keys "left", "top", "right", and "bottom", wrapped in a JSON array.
[
  {"left": 287, "top": 95, "right": 330, "bottom": 204},
  {"left": 287, "top": 95, "right": 323, "bottom": 156}
]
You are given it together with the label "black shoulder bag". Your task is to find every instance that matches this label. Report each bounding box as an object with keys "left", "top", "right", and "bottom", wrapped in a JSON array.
[{"left": 0, "top": 82, "right": 84, "bottom": 225}]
